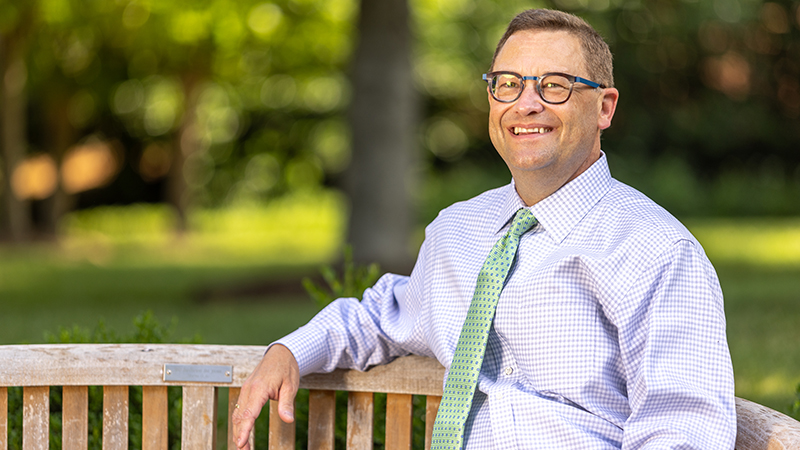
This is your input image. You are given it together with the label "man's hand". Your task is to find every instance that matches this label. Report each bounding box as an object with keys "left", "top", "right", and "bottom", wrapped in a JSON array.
[{"left": 231, "top": 344, "right": 300, "bottom": 450}]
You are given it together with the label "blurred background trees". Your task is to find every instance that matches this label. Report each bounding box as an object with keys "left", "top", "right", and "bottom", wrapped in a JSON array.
[{"left": 1, "top": 0, "right": 799, "bottom": 268}]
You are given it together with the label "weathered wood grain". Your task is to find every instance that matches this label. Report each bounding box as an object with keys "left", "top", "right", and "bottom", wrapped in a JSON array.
[
  {"left": 102, "top": 386, "right": 128, "bottom": 450},
  {"left": 425, "top": 395, "right": 441, "bottom": 450},
  {"left": 385, "top": 393, "right": 412, "bottom": 450},
  {"left": 22, "top": 386, "right": 48, "bottom": 450},
  {"left": 0, "top": 346, "right": 445, "bottom": 395},
  {"left": 308, "top": 390, "right": 335, "bottom": 450},
  {"left": 182, "top": 386, "right": 217, "bottom": 450},
  {"left": 736, "top": 397, "right": 800, "bottom": 450},
  {"left": 0, "top": 344, "right": 266, "bottom": 387},
  {"left": 142, "top": 386, "right": 168, "bottom": 450},
  {"left": 0, "top": 387, "right": 7, "bottom": 450},
  {"left": 347, "top": 391, "right": 374, "bottom": 450},
  {"left": 268, "top": 400, "right": 294, "bottom": 450},
  {"left": 63, "top": 386, "right": 88, "bottom": 450},
  {"left": 301, "top": 355, "right": 445, "bottom": 396}
]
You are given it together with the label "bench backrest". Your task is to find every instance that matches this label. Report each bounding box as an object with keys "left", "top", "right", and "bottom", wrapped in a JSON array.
[{"left": 0, "top": 344, "right": 798, "bottom": 449}]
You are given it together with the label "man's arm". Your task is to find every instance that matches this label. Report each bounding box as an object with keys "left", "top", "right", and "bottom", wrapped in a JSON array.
[
  {"left": 230, "top": 269, "right": 428, "bottom": 448},
  {"left": 231, "top": 344, "right": 299, "bottom": 450},
  {"left": 617, "top": 239, "right": 736, "bottom": 449}
]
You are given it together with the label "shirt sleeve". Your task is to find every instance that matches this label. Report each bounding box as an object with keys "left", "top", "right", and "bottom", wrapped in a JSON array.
[{"left": 617, "top": 239, "right": 737, "bottom": 449}]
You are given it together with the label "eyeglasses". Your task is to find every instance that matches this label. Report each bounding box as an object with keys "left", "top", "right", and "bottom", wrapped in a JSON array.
[{"left": 482, "top": 71, "right": 605, "bottom": 104}]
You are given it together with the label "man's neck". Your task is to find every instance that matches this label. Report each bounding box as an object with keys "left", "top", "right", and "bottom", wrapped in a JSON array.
[{"left": 512, "top": 150, "right": 602, "bottom": 206}]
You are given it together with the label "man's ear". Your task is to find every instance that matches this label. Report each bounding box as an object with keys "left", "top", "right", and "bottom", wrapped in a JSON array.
[{"left": 598, "top": 87, "right": 619, "bottom": 131}]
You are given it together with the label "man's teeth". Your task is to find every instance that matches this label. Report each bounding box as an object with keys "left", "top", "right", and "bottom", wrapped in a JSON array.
[{"left": 513, "top": 127, "right": 551, "bottom": 135}]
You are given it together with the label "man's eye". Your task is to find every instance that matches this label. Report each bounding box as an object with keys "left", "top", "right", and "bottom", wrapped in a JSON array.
[{"left": 543, "top": 82, "right": 567, "bottom": 89}]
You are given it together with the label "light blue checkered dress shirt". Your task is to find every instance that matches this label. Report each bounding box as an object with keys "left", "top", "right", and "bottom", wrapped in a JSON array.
[{"left": 277, "top": 154, "right": 737, "bottom": 449}]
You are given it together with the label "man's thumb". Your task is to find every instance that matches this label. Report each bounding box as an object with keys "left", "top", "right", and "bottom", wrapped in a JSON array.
[{"left": 277, "top": 385, "right": 296, "bottom": 423}]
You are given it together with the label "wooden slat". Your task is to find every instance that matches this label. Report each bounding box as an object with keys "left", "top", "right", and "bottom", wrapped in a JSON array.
[
  {"left": 735, "top": 397, "right": 800, "bottom": 449},
  {"left": 308, "top": 390, "right": 335, "bottom": 450},
  {"left": 0, "top": 344, "right": 268, "bottom": 387},
  {"left": 268, "top": 400, "right": 295, "bottom": 450},
  {"left": 301, "top": 356, "right": 445, "bottom": 396},
  {"left": 346, "top": 391, "right": 373, "bottom": 450},
  {"left": 63, "top": 386, "right": 88, "bottom": 450},
  {"left": 142, "top": 386, "right": 168, "bottom": 450},
  {"left": 424, "top": 395, "right": 441, "bottom": 450},
  {"left": 0, "top": 346, "right": 446, "bottom": 396},
  {"left": 0, "top": 387, "right": 7, "bottom": 450},
  {"left": 181, "top": 386, "right": 218, "bottom": 450},
  {"left": 23, "top": 386, "right": 49, "bottom": 450},
  {"left": 102, "top": 386, "right": 128, "bottom": 450},
  {"left": 385, "top": 394, "right": 412, "bottom": 450}
]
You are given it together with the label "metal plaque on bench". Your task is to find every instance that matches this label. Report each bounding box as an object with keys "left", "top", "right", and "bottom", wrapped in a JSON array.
[{"left": 163, "top": 364, "right": 233, "bottom": 383}]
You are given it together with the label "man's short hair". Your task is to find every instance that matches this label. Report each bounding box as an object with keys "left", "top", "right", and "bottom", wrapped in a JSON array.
[{"left": 490, "top": 9, "right": 614, "bottom": 88}]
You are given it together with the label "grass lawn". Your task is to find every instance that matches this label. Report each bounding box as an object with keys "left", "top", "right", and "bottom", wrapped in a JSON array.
[
  {"left": 690, "top": 219, "right": 800, "bottom": 414},
  {"left": 0, "top": 200, "right": 798, "bottom": 417}
]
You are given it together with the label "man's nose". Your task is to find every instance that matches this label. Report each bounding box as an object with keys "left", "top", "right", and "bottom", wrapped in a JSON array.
[{"left": 514, "top": 82, "right": 545, "bottom": 114}]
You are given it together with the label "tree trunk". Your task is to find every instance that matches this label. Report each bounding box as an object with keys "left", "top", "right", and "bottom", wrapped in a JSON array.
[
  {"left": 168, "top": 73, "right": 202, "bottom": 233},
  {"left": 37, "top": 89, "right": 75, "bottom": 239},
  {"left": 0, "top": 32, "right": 32, "bottom": 242},
  {"left": 346, "top": 0, "right": 418, "bottom": 272}
]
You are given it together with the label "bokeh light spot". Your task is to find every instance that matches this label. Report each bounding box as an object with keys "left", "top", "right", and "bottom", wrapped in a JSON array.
[
  {"left": 248, "top": 3, "right": 283, "bottom": 39},
  {"left": 12, "top": 155, "right": 58, "bottom": 200},
  {"left": 62, "top": 140, "right": 120, "bottom": 194},
  {"left": 425, "top": 117, "right": 468, "bottom": 161}
]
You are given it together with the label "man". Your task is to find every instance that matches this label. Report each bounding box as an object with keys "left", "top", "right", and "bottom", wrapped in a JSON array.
[{"left": 233, "top": 9, "right": 736, "bottom": 449}]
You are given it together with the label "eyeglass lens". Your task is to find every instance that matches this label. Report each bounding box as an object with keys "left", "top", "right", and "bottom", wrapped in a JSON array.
[{"left": 490, "top": 73, "right": 573, "bottom": 103}]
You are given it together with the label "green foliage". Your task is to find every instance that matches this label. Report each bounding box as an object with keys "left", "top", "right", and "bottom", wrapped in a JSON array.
[
  {"left": 302, "top": 245, "right": 381, "bottom": 309},
  {"left": 43, "top": 310, "right": 202, "bottom": 345},
  {"left": 5, "top": 311, "right": 199, "bottom": 450},
  {"left": 4, "top": 0, "right": 800, "bottom": 225},
  {"left": 790, "top": 383, "right": 800, "bottom": 420}
]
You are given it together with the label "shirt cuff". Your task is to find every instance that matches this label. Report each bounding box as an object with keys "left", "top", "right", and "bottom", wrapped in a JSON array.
[{"left": 272, "top": 322, "right": 333, "bottom": 377}]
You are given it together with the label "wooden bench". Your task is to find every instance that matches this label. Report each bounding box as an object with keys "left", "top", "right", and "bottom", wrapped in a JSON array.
[{"left": 0, "top": 344, "right": 798, "bottom": 449}]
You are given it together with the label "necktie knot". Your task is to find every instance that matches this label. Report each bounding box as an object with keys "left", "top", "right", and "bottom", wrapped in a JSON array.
[{"left": 509, "top": 208, "right": 537, "bottom": 238}]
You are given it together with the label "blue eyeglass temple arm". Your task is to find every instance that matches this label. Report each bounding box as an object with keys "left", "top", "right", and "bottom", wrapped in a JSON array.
[
  {"left": 574, "top": 76, "right": 603, "bottom": 88},
  {"left": 482, "top": 73, "right": 604, "bottom": 89}
]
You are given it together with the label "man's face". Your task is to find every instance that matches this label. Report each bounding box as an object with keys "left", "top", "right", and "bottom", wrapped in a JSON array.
[{"left": 488, "top": 30, "right": 618, "bottom": 202}]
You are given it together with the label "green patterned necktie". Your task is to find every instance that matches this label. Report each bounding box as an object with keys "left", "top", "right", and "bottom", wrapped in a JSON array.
[{"left": 430, "top": 208, "right": 537, "bottom": 450}]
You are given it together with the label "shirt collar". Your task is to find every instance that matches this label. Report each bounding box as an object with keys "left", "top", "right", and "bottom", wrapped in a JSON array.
[{"left": 493, "top": 153, "right": 613, "bottom": 242}]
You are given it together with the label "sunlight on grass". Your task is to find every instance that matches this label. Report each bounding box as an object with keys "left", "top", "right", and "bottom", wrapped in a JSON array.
[
  {"left": 58, "top": 190, "right": 347, "bottom": 267},
  {"left": 687, "top": 218, "right": 800, "bottom": 267},
  {"left": 684, "top": 218, "right": 800, "bottom": 412}
]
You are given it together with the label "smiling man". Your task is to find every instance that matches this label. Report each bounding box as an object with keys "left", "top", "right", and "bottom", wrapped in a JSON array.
[{"left": 232, "top": 9, "right": 736, "bottom": 449}]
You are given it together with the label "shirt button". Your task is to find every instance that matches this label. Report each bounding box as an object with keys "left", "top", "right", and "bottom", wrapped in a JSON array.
[{"left": 504, "top": 367, "right": 513, "bottom": 375}]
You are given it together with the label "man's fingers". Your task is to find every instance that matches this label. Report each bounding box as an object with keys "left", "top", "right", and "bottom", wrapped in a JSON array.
[
  {"left": 232, "top": 382, "right": 270, "bottom": 448},
  {"left": 232, "top": 397, "right": 262, "bottom": 449},
  {"left": 277, "top": 382, "right": 298, "bottom": 423},
  {"left": 231, "top": 345, "right": 300, "bottom": 445}
]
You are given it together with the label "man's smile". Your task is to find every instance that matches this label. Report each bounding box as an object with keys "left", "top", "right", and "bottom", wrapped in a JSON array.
[{"left": 512, "top": 126, "right": 553, "bottom": 135}]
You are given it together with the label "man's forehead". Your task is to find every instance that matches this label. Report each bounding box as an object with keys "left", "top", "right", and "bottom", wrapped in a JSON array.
[{"left": 494, "top": 29, "right": 585, "bottom": 73}]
